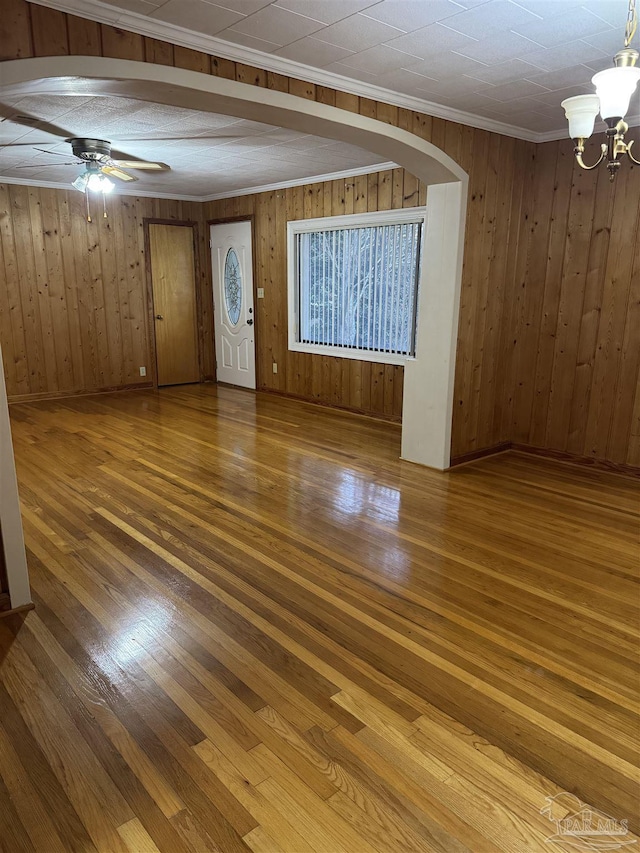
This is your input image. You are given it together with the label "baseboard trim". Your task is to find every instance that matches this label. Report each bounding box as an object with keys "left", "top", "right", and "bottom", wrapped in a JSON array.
[
  {"left": 450, "top": 443, "right": 511, "bottom": 467},
  {"left": 451, "top": 441, "right": 639, "bottom": 476},
  {"left": 0, "top": 600, "right": 34, "bottom": 619},
  {"left": 8, "top": 382, "right": 155, "bottom": 404},
  {"left": 511, "top": 444, "right": 640, "bottom": 477},
  {"left": 215, "top": 381, "right": 251, "bottom": 391},
  {"left": 259, "top": 387, "right": 402, "bottom": 425}
]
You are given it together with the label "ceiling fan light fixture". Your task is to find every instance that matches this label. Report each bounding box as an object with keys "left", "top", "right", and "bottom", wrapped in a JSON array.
[
  {"left": 72, "top": 171, "right": 90, "bottom": 193},
  {"left": 72, "top": 167, "right": 114, "bottom": 194},
  {"left": 87, "top": 172, "right": 114, "bottom": 193}
]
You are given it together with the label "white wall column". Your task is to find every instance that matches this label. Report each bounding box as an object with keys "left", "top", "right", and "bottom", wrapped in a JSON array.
[
  {"left": 0, "top": 346, "right": 31, "bottom": 609},
  {"left": 401, "top": 181, "right": 468, "bottom": 470}
]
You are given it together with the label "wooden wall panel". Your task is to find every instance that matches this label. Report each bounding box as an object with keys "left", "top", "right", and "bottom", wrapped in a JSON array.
[
  {"left": 0, "top": 0, "right": 33, "bottom": 60},
  {"left": 0, "top": 184, "right": 211, "bottom": 400},
  {"left": 510, "top": 140, "right": 640, "bottom": 467},
  {"left": 66, "top": 15, "right": 101, "bottom": 56},
  {"left": 0, "top": 0, "right": 637, "bottom": 465},
  {"left": 29, "top": 5, "right": 68, "bottom": 56}
]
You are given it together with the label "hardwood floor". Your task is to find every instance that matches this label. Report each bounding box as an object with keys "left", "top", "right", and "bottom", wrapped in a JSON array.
[{"left": 1, "top": 384, "right": 638, "bottom": 853}]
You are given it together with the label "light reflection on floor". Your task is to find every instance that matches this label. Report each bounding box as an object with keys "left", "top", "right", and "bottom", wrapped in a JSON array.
[
  {"left": 333, "top": 467, "right": 399, "bottom": 518},
  {"left": 333, "top": 468, "right": 411, "bottom": 580},
  {"left": 110, "top": 605, "right": 173, "bottom": 668}
]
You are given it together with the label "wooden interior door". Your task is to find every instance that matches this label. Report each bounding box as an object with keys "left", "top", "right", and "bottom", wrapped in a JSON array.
[{"left": 149, "top": 224, "right": 200, "bottom": 386}]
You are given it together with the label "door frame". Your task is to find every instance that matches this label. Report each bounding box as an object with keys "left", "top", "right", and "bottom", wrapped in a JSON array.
[
  {"left": 143, "top": 218, "right": 204, "bottom": 388},
  {"left": 207, "top": 215, "right": 258, "bottom": 389}
]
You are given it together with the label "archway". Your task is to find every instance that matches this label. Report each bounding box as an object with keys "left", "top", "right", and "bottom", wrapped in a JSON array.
[{"left": 0, "top": 56, "right": 468, "bottom": 470}]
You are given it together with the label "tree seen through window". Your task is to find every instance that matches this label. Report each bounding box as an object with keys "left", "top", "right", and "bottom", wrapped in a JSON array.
[{"left": 297, "top": 221, "right": 422, "bottom": 357}]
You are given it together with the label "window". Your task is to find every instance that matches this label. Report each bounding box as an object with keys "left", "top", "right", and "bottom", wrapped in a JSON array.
[
  {"left": 223, "top": 247, "right": 242, "bottom": 326},
  {"left": 288, "top": 210, "right": 424, "bottom": 365}
]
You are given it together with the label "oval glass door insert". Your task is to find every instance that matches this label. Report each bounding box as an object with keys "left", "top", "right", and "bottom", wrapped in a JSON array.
[{"left": 224, "top": 248, "right": 242, "bottom": 326}]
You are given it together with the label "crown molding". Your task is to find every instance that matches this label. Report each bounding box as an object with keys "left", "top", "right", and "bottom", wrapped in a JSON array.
[
  {"left": 535, "top": 128, "right": 575, "bottom": 144},
  {"left": 26, "top": 0, "right": 558, "bottom": 143},
  {"left": 0, "top": 161, "right": 400, "bottom": 201},
  {"left": 0, "top": 174, "right": 203, "bottom": 199},
  {"left": 199, "top": 160, "right": 398, "bottom": 201},
  {"left": 536, "top": 113, "right": 640, "bottom": 144}
]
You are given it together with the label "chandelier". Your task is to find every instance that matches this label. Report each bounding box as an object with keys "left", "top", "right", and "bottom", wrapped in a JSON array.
[{"left": 561, "top": 0, "right": 639, "bottom": 180}]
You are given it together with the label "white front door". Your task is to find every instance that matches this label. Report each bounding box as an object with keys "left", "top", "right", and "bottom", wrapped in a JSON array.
[{"left": 210, "top": 221, "right": 256, "bottom": 389}]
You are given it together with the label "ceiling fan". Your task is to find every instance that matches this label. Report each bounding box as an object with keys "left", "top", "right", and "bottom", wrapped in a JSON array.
[{"left": 20, "top": 137, "right": 170, "bottom": 193}]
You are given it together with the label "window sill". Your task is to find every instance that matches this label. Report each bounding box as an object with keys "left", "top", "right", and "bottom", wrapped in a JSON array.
[{"left": 289, "top": 342, "right": 412, "bottom": 367}]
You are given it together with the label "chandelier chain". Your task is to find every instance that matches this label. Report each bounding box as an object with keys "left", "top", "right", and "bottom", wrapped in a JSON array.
[{"left": 624, "top": 0, "right": 637, "bottom": 48}]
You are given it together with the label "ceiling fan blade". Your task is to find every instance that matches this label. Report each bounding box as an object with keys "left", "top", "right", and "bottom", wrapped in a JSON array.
[
  {"left": 33, "top": 147, "right": 82, "bottom": 158},
  {"left": 12, "top": 162, "right": 80, "bottom": 168},
  {"left": 0, "top": 103, "right": 72, "bottom": 139},
  {"left": 0, "top": 142, "right": 71, "bottom": 148},
  {"left": 101, "top": 165, "right": 138, "bottom": 182},
  {"left": 110, "top": 160, "right": 170, "bottom": 170}
]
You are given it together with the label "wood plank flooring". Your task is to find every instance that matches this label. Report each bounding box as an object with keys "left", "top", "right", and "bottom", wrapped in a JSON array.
[{"left": 1, "top": 384, "right": 638, "bottom": 853}]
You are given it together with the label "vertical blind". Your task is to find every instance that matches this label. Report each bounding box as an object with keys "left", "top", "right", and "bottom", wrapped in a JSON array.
[{"left": 297, "top": 221, "right": 422, "bottom": 357}]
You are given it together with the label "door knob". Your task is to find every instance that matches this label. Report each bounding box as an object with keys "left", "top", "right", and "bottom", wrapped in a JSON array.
[
  {"left": 247, "top": 318, "right": 253, "bottom": 326},
  {"left": 155, "top": 314, "right": 164, "bottom": 320}
]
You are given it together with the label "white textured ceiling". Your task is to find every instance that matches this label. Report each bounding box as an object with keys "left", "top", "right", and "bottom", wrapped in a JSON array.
[
  {"left": 0, "top": 94, "right": 388, "bottom": 197},
  {"left": 38, "top": 0, "right": 640, "bottom": 135},
  {"left": 3, "top": 0, "right": 638, "bottom": 197}
]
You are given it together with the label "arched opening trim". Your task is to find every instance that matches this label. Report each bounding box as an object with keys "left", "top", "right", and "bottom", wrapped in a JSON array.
[{"left": 0, "top": 56, "right": 468, "bottom": 471}]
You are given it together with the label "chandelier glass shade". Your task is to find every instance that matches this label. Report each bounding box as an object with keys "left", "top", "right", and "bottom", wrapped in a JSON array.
[
  {"left": 561, "top": 0, "right": 639, "bottom": 180},
  {"left": 592, "top": 65, "right": 640, "bottom": 120},
  {"left": 561, "top": 94, "right": 600, "bottom": 139}
]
